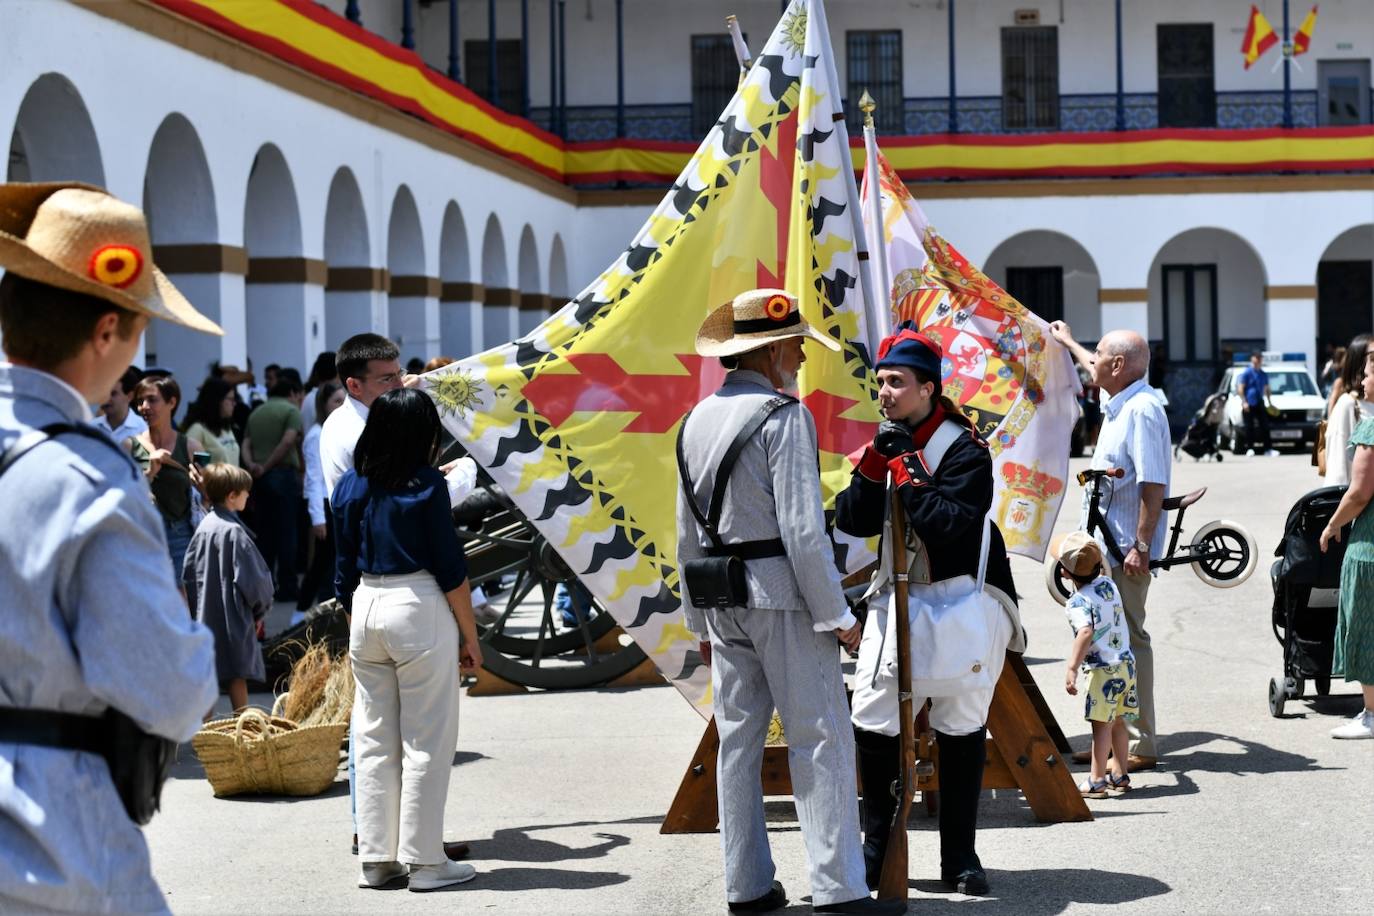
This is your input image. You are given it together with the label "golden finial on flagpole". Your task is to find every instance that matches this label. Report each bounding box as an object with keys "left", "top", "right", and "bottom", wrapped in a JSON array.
[{"left": 859, "top": 89, "right": 876, "bottom": 129}]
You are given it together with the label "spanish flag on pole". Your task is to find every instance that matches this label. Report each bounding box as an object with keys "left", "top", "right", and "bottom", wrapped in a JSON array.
[
  {"left": 1241, "top": 5, "right": 1279, "bottom": 70},
  {"left": 1294, "top": 5, "right": 1319, "bottom": 56},
  {"left": 422, "top": 0, "right": 877, "bottom": 713}
]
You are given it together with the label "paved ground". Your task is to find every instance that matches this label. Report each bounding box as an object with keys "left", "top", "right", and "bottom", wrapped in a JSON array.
[{"left": 146, "top": 452, "right": 1374, "bottom": 914}]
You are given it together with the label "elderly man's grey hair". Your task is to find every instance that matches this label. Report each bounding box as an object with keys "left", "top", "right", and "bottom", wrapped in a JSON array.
[{"left": 1100, "top": 330, "right": 1150, "bottom": 380}]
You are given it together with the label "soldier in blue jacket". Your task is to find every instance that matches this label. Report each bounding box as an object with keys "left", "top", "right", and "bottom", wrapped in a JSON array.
[
  {"left": 835, "top": 326, "right": 1024, "bottom": 898},
  {"left": 0, "top": 183, "right": 221, "bottom": 914}
]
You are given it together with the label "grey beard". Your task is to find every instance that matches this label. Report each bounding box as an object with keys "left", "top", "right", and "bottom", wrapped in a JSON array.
[{"left": 774, "top": 360, "right": 800, "bottom": 397}]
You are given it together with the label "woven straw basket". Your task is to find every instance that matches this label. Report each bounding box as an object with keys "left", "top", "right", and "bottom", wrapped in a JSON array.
[{"left": 191, "top": 707, "right": 347, "bottom": 798}]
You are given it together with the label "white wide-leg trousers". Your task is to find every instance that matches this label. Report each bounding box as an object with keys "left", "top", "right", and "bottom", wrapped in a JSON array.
[{"left": 350, "top": 571, "right": 461, "bottom": 865}]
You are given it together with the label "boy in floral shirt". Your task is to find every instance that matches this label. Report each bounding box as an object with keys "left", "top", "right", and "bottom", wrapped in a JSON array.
[{"left": 1053, "top": 531, "right": 1139, "bottom": 798}]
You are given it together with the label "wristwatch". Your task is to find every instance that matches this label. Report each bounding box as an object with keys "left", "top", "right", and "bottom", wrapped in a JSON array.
[{"left": 1132, "top": 539, "right": 1150, "bottom": 554}]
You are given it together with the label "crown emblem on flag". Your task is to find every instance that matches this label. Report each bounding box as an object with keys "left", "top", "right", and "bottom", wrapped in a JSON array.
[{"left": 1000, "top": 461, "right": 1065, "bottom": 501}]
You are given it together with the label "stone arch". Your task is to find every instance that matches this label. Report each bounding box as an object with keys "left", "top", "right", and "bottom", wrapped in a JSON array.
[
  {"left": 386, "top": 185, "right": 434, "bottom": 362},
  {"left": 517, "top": 224, "right": 541, "bottom": 292},
  {"left": 516, "top": 224, "right": 542, "bottom": 334},
  {"left": 480, "top": 213, "right": 513, "bottom": 348},
  {"left": 323, "top": 167, "right": 373, "bottom": 346},
  {"left": 439, "top": 201, "right": 470, "bottom": 283},
  {"left": 142, "top": 113, "right": 220, "bottom": 388},
  {"left": 438, "top": 201, "right": 477, "bottom": 357},
  {"left": 7, "top": 73, "right": 104, "bottom": 184},
  {"left": 243, "top": 143, "right": 308, "bottom": 374},
  {"left": 1147, "top": 227, "right": 1268, "bottom": 423},
  {"left": 983, "top": 230, "right": 1100, "bottom": 340},
  {"left": 481, "top": 213, "right": 508, "bottom": 289},
  {"left": 549, "top": 233, "right": 570, "bottom": 302},
  {"left": 1315, "top": 224, "right": 1373, "bottom": 361}
]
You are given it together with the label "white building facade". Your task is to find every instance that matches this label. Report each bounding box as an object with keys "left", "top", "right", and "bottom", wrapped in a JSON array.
[{"left": 6, "top": 0, "right": 1374, "bottom": 425}]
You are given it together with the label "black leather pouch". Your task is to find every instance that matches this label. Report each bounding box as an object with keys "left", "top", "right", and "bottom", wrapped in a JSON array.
[{"left": 682, "top": 555, "right": 748, "bottom": 609}]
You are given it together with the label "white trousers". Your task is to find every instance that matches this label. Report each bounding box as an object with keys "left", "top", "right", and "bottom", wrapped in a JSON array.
[
  {"left": 350, "top": 572, "right": 461, "bottom": 865},
  {"left": 851, "top": 581, "right": 1015, "bottom": 737}
]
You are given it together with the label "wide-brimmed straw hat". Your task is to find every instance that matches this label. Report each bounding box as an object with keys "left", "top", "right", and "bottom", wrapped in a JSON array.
[
  {"left": 0, "top": 182, "right": 222, "bottom": 335},
  {"left": 695, "top": 288, "right": 841, "bottom": 358}
]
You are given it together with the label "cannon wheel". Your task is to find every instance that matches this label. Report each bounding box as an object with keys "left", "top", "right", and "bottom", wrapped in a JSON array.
[{"left": 457, "top": 492, "right": 649, "bottom": 690}]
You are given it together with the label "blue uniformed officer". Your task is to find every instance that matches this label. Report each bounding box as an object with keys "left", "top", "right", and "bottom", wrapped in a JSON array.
[{"left": 0, "top": 183, "right": 221, "bottom": 913}]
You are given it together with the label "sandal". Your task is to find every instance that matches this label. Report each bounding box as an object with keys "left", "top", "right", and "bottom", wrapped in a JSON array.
[
  {"left": 1108, "top": 773, "right": 1131, "bottom": 794},
  {"left": 1078, "top": 778, "right": 1109, "bottom": 799}
]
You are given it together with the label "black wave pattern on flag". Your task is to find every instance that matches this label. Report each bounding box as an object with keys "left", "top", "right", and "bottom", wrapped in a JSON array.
[
  {"left": 674, "top": 646, "right": 706, "bottom": 681},
  {"left": 809, "top": 192, "right": 845, "bottom": 239},
  {"left": 754, "top": 53, "right": 796, "bottom": 107},
  {"left": 513, "top": 337, "right": 550, "bottom": 378},
  {"left": 583, "top": 526, "right": 638, "bottom": 575},
  {"left": 535, "top": 473, "right": 593, "bottom": 520},
  {"left": 488, "top": 415, "right": 543, "bottom": 470},
  {"left": 628, "top": 581, "right": 680, "bottom": 629},
  {"left": 799, "top": 125, "right": 832, "bottom": 165}
]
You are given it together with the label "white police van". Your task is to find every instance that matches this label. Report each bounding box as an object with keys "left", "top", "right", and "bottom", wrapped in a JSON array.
[{"left": 1215, "top": 352, "right": 1325, "bottom": 454}]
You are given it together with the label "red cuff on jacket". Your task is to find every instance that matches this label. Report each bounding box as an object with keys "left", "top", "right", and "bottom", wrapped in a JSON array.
[
  {"left": 888, "top": 452, "right": 932, "bottom": 488},
  {"left": 856, "top": 445, "right": 888, "bottom": 483}
]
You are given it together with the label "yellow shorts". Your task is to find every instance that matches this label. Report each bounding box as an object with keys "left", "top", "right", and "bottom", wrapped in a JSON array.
[{"left": 1084, "top": 655, "right": 1139, "bottom": 724}]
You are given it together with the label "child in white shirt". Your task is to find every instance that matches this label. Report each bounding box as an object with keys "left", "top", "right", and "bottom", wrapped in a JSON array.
[{"left": 1053, "top": 531, "right": 1139, "bottom": 798}]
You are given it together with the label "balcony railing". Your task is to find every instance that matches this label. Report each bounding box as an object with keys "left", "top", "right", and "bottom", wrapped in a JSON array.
[{"left": 531, "top": 90, "right": 1337, "bottom": 143}]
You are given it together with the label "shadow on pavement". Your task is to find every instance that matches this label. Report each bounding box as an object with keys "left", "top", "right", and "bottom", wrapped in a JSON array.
[
  {"left": 906, "top": 868, "right": 1169, "bottom": 913},
  {"left": 466, "top": 816, "right": 662, "bottom": 864},
  {"left": 1160, "top": 730, "right": 1338, "bottom": 775},
  {"left": 464, "top": 866, "right": 630, "bottom": 892},
  {"left": 453, "top": 750, "right": 488, "bottom": 766}
]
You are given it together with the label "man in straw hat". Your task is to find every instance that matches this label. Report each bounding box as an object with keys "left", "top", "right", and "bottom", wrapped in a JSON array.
[
  {"left": 0, "top": 182, "right": 220, "bottom": 913},
  {"left": 677, "top": 289, "right": 902, "bottom": 915}
]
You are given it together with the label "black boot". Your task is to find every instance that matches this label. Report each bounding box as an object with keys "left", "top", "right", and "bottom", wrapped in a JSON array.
[
  {"left": 935, "top": 728, "right": 990, "bottom": 896},
  {"left": 854, "top": 727, "right": 900, "bottom": 891}
]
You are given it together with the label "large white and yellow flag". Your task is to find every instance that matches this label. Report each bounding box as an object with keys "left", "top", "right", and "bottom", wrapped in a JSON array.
[
  {"left": 423, "top": 0, "right": 878, "bottom": 714},
  {"left": 861, "top": 151, "right": 1080, "bottom": 560}
]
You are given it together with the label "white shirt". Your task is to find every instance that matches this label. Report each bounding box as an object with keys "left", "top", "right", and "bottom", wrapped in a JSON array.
[
  {"left": 319, "top": 395, "right": 478, "bottom": 506},
  {"left": 1065, "top": 575, "right": 1133, "bottom": 668},
  {"left": 303, "top": 424, "right": 326, "bottom": 526},
  {"left": 90, "top": 407, "right": 147, "bottom": 444},
  {"left": 1087, "top": 379, "right": 1171, "bottom": 566}
]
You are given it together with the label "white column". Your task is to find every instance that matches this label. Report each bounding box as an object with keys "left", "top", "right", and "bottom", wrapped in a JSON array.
[
  {"left": 156, "top": 272, "right": 240, "bottom": 385},
  {"left": 440, "top": 299, "right": 483, "bottom": 358},
  {"left": 1266, "top": 295, "right": 1319, "bottom": 375}
]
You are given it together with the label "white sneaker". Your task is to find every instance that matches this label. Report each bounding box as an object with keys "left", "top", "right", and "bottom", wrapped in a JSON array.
[
  {"left": 1265, "top": 449, "right": 1280, "bottom": 457},
  {"left": 1245, "top": 448, "right": 1256, "bottom": 456},
  {"left": 409, "top": 860, "right": 477, "bottom": 892},
  {"left": 1330, "top": 709, "right": 1374, "bottom": 739},
  {"left": 358, "top": 861, "right": 407, "bottom": 888}
]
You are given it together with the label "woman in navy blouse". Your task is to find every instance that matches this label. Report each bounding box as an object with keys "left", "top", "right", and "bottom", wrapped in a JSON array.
[{"left": 333, "top": 388, "right": 482, "bottom": 892}]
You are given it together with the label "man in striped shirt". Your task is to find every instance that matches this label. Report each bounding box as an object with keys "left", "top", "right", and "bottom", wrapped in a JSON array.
[{"left": 1050, "top": 323, "right": 1169, "bottom": 773}]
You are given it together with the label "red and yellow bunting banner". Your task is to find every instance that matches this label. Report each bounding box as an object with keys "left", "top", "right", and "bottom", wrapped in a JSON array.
[{"left": 155, "top": 0, "right": 1374, "bottom": 188}]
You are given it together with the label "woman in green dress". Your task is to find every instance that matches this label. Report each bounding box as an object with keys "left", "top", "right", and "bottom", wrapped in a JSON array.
[{"left": 1319, "top": 376, "right": 1374, "bottom": 740}]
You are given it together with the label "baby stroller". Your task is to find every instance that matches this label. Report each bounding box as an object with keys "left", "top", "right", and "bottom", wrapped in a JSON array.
[
  {"left": 1175, "top": 391, "right": 1226, "bottom": 462},
  {"left": 1268, "top": 485, "right": 1348, "bottom": 716}
]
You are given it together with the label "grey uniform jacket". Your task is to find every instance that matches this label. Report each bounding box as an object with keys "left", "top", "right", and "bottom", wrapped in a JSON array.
[
  {"left": 0, "top": 364, "right": 217, "bottom": 915},
  {"left": 675, "top": 370, "right": 857, "bottom": 640}
]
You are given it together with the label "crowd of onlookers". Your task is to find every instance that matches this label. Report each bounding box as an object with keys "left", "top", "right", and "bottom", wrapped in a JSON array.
[{"left": 93, "top": 353, "right": 349, "bottom": 618}]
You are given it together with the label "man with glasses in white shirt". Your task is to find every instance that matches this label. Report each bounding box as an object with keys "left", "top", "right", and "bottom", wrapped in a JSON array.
[{"left": 1050, "top": 322, "right": 1170, "bottom": 773}]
